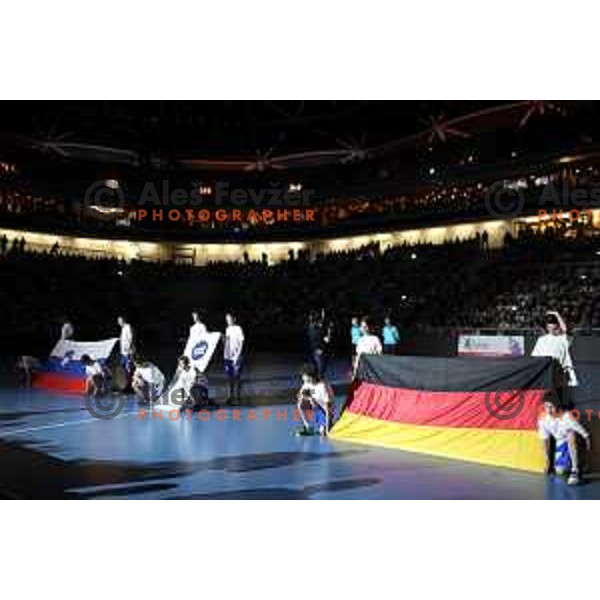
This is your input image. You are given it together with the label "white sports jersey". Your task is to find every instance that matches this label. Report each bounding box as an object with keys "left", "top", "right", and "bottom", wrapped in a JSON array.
[
  {"left": 120, "top": 323, "right": 134, "bottom": 356},
  {"left": 85, "top": 362, "right": 103, "bottom": 378},
  {"left": 224, "top": 324, "right": 244, "bottom": 361},
  {"left": 532, "top": 333, "right": 578, "bottom": 386},
  {"left": 134, "top": 363, "right": 166, "bottom": 395},
  {"left": 189, "top": 321, "right": 207, "bottom": 341},
  {"left": 300, "top": 381, "right": 333, "bottom": 409},
  {"left": 356, "top": 333, "right": 383, "bottom": 357},
  {"left": 173, "top": 366, "right": 199, "bottom": 396},
  {"left": 538, "top": 411, "right": 589, "bottom": 444},
  {"left": 61, "top": 322, "right": 74, "bottom": 341}
]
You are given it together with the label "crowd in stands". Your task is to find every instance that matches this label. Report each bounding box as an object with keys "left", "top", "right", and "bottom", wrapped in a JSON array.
[
  {"left": 3, "top": 161, "right": 600, "bottom": 237},
  {"left": 2, "top": 223, "right": 600, "bottom": 362}
]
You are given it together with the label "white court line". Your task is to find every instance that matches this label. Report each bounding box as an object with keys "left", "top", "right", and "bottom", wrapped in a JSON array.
[{"left": 0, "top": 410, "right": 135, "bottom": 436}]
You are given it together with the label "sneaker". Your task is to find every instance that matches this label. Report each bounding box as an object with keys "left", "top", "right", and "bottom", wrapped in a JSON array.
[
  {"left": 294, "top": 425, "right": 314, "bottom": 437},
  {"left": 567, "top": 471, "right": 581, "bottom": 486}
]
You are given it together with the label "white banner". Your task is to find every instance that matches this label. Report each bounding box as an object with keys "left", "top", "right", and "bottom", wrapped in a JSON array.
[
  {"left": 185, "top": 331, "right": 222, "bottom": 372},
  {"left": 458, "top": 335, "right": 525, "bottom": 357},
  {"left": 50, "top": 338, "right": 120, "bottom": 361},
  {"left": 153, "top": 331, "right": 221, "bottom": 413}
]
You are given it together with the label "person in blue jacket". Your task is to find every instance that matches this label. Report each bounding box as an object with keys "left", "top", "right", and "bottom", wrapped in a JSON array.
[
  {"left": 350, "top": 316, "right": 363, "bottom": 359},
  {"left": 382, "top": 317, "right": 401, "bottom": 354}
]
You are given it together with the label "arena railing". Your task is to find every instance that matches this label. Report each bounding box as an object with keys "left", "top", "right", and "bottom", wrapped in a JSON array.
[{"left": 454, "top": 327, "right": 600, "bottom": 336}]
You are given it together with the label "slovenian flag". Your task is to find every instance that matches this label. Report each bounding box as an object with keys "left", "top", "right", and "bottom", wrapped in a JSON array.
[
  {"left": 34, "top": 338, "right": 119, "bottom": 394},
  {"left": 331, "top": 354, "right": 555, "bottom": 472}
]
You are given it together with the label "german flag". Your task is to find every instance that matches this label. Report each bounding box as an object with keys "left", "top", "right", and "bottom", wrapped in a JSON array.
[{"left": 331, "top": 354, "right": 555, "bottom": 472}]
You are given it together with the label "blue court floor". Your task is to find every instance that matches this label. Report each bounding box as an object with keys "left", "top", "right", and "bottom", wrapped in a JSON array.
[{"left": 2, "top": 384, "right": 600, "bottom": 499}]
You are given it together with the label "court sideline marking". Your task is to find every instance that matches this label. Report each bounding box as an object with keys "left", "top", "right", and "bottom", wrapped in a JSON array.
[{"left": 0, "top": 410, "right": 136, "bottom": 436}]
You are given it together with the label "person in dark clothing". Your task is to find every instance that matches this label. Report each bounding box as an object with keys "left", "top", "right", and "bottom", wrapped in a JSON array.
[
  {"left": 307, "top": 312, "right": 322, "bottom": 375},
  {"left": 307, "top": 309, "right": 332, "bottom": 378},
  {"left": 481, "top": 229, "right": 489, "bottom": 254}
]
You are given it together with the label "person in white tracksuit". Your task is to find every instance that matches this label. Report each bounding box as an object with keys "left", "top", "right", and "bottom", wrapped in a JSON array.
[
  {"left": 60, "top": 319, "right": 74, "bottom": 342},
  {"left": 224, "top": 313, "right": 244, "bottom": 405},
  {"left": 117, "top": 315, "right": 135, "bottom": 386}
]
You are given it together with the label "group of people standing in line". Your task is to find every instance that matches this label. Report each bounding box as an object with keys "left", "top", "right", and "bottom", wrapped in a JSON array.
[
  {"left": 351, "top": 316, "right": 401, "bottom": 358},
  {"left": 77, "top": 311, "right": 245, "bottom": 411},
  {"left": 306, "top": 310, "right": 402, "bottom": 381},
  {"left": 64, "top": 309, "right": 402, "bottom": 438}
]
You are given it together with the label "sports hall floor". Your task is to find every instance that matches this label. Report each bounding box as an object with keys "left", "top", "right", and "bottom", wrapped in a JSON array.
[{"left": 1, "top": 354, "right": 600, "bottom": 499}]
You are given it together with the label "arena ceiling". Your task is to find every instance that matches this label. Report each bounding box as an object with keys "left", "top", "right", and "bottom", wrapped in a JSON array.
[{"left": 1, "top": 101, "right": 600, "bottom": 195}]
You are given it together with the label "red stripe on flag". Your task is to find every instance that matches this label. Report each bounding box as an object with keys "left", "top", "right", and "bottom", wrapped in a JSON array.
[
  {"left": 32, "top": 372, "right": 85, "bottom": 394},
  {"left": 347, "top": 382, "right": 544, "bottom": 430}
]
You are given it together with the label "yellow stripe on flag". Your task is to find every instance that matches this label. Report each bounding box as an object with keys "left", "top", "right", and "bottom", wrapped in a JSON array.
[{"left": 330, "top": 412, "right": 545, "bottom": 473}]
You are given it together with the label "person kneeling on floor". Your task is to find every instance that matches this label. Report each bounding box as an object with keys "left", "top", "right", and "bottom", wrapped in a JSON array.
[
  {"left": 296, "top": 364, "right": 334, "bottom": 436},
  {"left": 132, "top": 356, "right": 166, "bottom": 405},
  {"left": 81, "top": 354, "right": 107, "bottom": 397},
  {"left": 171, "top": 355, "right": 211, "bottom": 412},
  {"left": 538, "top": 400, "right": 591, "bottom": 486}
]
